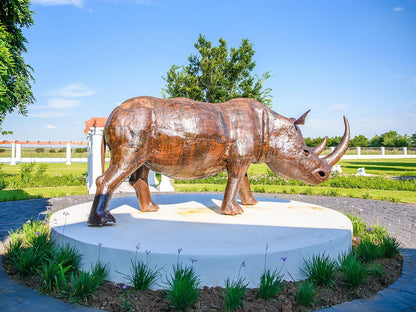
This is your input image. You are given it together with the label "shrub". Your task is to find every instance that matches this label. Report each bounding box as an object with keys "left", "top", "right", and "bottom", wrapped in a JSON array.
[
  {"left": 164, "top": 264, "right": 200, "bottom": 312},
  {"left": 35, "top": 147, "right": 45, "bottom": 153},
  {"left": 38, "top": 258, "right": 71, "bottom": 293},
  {"left": 339, "top": 253, "right": 367, "bottom": 289},
  {"left": 296, "top": 280, "right": 317, "bottom": 306},
  {"left": 121, "top": 259, "right": 160, "bottom": 291},
  {"left": 258, "top": 268, "right": 284, "bottom": 299},
  {"left": 223, "top": 277, "right": 248, "bottom": 311},
  {"left": 63, "top": 262, "right": 108, "bottom": 303},
  {"left": 301, "top": 254, "right": 338, "bottom": 287},
  {"left": 354, "top": 237, "right": 382, "bottom": 263},
  {"left": 380, "top": 236, "right": 401, "bottom": 258}
]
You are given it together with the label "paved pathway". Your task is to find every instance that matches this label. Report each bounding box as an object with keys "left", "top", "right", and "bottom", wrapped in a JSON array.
[{"left": 0, "top": 193, "right": 415, "bottom": 311}]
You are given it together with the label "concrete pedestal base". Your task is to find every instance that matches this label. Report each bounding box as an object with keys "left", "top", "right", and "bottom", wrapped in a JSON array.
[{"left": 50, "top": 194, "right": 352, "bottom": 288}]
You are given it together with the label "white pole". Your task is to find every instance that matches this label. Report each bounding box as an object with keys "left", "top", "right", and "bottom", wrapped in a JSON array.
[
  {"left": 16, "top": 143, "right": 22, "bottom": 163},
  {"left": 87, "top": 127, "right": 104, "bottom": 194},
  {"left": 66, "top": 142, "right": 71, "bottom": 165},
  {"left": 10, "top": 142, "right": 16, "bottom": 165}
]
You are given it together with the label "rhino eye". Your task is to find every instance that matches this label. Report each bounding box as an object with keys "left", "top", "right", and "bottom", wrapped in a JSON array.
[{"left": 303, "top": 149, "right": 310, "bottom": 156}]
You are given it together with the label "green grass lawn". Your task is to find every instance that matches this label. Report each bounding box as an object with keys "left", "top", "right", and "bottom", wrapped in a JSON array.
[{"left": 0, "top": 158, "right": 415, "bottom": 203}]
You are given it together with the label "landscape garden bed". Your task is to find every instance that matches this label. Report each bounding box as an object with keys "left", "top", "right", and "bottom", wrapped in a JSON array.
[{"left": 3, "top": 214, "right": 402, "bottom": 312}]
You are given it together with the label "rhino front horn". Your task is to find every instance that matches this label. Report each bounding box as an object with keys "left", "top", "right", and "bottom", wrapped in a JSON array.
[{"left": 322, "top": 117, "right": 350, "bottom": 166}]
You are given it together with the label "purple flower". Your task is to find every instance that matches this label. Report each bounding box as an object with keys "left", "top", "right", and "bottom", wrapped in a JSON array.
[
  {"left": 367, "top": 227, "right": 373, "bottom": 232},
  {"left": 241, "top": 260, "right": 246, "bottom": 268},
  {"left": 281, "top": 257, "right": 287, "bottom": 262},
  {"left": 98, "top": 242, "right": 102, "bottom": 247},
  {"left": 178, "top": 248, "right": 183, "bottom": 255},
  {"left": 265, "top": 243, "right": 270, "bottom": 250},
  {"left": 359, "top": 208, "right": 363, "bottom": 212},
  {"left": 26, "top": 220, "right": 31, "bottom": 224},
  {"left": 145, "top": 250, "right": 151, "bottom": 255},
  {"left": 35, "top": 231, "right": 41, "bottom": 236},
  {"left": 122, "top": 284, "right": 127, "bottom": 290},
  {"left": 189, "top": 257, "right": 197, "bottom": 264},
  {"left": 136, "top": 243, "right": 141, "bottom": 250},
  {"left": 63, "top": 211, "right": 69, "bottom": 216}
]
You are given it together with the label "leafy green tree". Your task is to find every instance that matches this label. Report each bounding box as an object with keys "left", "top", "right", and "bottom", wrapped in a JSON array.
[
  {"left": 369, "top": 135, "right": 382, "bottom": 147},
  {"left": 349, "top": 135, "right": 369, "bottom": 147},
  {"left": 327, "top": 136, "right": 342, "bottom": 147},
  {"left": 0, "top": 0, "right": 35, "bottom": 133},
  {"left": 162, "top": 34, "right": 272, "bottom": 107},
  {"left": 410, "top": 134, "right": 416, "bottom": 148}
]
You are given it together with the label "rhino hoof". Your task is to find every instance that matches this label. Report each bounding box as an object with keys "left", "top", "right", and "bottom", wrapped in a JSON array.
[
  {"left": 88, "top": 211, "right": 116, "bottom": 226},
  {"left": 221, "top": 202, "right": 244, "bottom": 215}
]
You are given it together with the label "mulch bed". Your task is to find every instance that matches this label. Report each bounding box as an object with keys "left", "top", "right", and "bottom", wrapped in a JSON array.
[{"left": 3, "top": 253, "right": 402, "bottom": 312}]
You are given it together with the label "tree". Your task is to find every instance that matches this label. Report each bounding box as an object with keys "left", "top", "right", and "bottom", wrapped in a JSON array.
[
  {"left": 0, "top": 0, "right": 35, "bottom": 133},
  {"left": 369, "top": 135, "right": 382, "bottom": 147},
  {"left": 349, "top": 135, "right": 369, "bottom": 147},
  {"left": 410, "top": 133, "right": 416, "bottom": 148},
  {"left": 162, "top": 34, "right": 272, "bottom": 107}
]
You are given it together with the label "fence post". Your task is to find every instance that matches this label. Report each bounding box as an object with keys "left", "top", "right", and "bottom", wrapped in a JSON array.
[
  {"left": 403, "top": 147, "right": 407, "bottom": 156},
  {"left": 10, "top": 142, "right": 16, "bottom": 165},
  {"left": 356, "top": 146, "right": 361, "bottom": 157},
  {"left": 381, "top": 147, "right": 385, "bottom": 156},
  {"left": 66, "top": 142, "right": 71, "bottom": 165},
  {"left": 16, "top": 143, "right": 22, "bottom": 163},
  {"left": 87, "top": 127, "right": 104, "bottom": 194}
]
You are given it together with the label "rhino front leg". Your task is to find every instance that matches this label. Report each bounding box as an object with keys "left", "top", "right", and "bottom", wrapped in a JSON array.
[
  {"left": 221, "top": 161, "right": 251, "bottom": 215},
  {"left": 88, "top": 154, "right": 145, "bottom": 226},
  {"left": 239, "top": 173, "right": 258, "bottom": 205},
  {"left": 129, "top": 166, "right": 159, "bottom": 212}
]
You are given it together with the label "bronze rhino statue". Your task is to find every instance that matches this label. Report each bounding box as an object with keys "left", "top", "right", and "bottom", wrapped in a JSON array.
[{"left": 88, "top": 96, "right": 349, "bottom": 225}]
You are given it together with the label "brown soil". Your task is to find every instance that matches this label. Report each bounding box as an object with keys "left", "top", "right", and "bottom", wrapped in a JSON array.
[{"left": 3, "top": 254, "right": 403, "bottom": 312}]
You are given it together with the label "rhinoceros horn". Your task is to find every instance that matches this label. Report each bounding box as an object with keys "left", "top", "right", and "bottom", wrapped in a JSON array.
[
  {"left": 322, "top": 116, "right": 350, "bottom": 166},
  {"left": 312, "top": 137, "right": 327, "bottom": 155}
]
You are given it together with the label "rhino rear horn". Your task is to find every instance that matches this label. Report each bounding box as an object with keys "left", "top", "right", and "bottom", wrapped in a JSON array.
[
  {"left": 312, "top": 137, "right": 327, "bottom": 155},
  {"left": 294, "top": 109, "right": 311, "bottom": 125},
  {"left": 323, "top": 117, "right": 350, "bottom": 166}
]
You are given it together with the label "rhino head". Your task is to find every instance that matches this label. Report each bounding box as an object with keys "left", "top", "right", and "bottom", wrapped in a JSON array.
[{"left": 266, "top": 110, "right": 350, "bottom": 185}]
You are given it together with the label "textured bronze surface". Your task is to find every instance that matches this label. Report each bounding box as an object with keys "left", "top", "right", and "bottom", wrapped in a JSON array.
[{"left": 88, "top": 96, "right": 350, "bottom": 225}]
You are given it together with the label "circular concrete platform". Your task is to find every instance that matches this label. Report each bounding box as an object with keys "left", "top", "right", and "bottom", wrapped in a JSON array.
[{"left": 50, "top": 194, "right": 352, "bottom": 288}]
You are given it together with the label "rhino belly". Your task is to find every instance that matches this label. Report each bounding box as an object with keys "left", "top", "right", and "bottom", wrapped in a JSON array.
[{"left": 146, "top": 133, "right": 228, "bottom": 180}]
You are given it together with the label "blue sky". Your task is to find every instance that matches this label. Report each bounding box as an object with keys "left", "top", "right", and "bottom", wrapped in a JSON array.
[{"left": 2, "top": 0, "right": 416, "bottom": 142}]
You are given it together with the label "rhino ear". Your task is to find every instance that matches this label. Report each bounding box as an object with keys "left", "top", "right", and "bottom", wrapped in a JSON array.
[{"left": 294, "top": 109, "right": 311, "bottom": 125}]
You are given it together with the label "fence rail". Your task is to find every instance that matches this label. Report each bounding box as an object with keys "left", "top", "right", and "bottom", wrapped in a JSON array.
[{"left": 0, "top": 143, "right": 415, "bottom": 165}]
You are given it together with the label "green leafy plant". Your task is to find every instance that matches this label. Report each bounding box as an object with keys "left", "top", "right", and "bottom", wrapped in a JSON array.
[
  {"left": 164, "top": 264, "right": 201, "bottom": 312},
  {"left": 223, "top": 277, "right": 248, "bottom": 311},
  {"left": 354, "top": 236, "right": 382, "bottom": 263},
  {"left": 296, "top": 280, "right": 317, "bottom": 306},
  {"left": 63, "top": 262, "right": 109, "bottom": 303},
  {"left": 121, "top": 258, "right": 160, "bottom": 291},
  {"left": 339, "top": 252, "right": 367, "bottom": 289},
  {"left": 258, "top": 268, "right": 284, "bottom": 299},
  {"left": 368, "top": 262, "right": 383, "bottom": 278},
  {"left": 301, "top": 254, "right": 338, "bottom": 287},
  {"left": 380, "top": 236, "right": 401, "bottom": 258},
  {"left": 38, "top": 258, "right": 71, "bottom": 293}
]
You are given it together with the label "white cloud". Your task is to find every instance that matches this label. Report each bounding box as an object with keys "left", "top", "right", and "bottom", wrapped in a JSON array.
[
  {"left": 329, "top": 104, "right": 347, "bottom": 110},
  {"left": 393, "top": 7, "right": 403, "bottom": 12},
  {"left": 48, "top": 98, "right": 81, "bottom": 108},
  {"left": 49, "top": 83, "right": 96, "bottom": 98},
  {"left": 47, "top": 124, "right": 57, "bottom": 129},
  {"left": 31, "top": 0, "right": 83, "bottom": 7},
  {"left": 29, "top": 111, "right": 70, "bottom": 118}
]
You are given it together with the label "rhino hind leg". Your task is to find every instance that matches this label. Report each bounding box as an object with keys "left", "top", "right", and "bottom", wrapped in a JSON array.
[
  {"left": 221, "top": 161, "right": 251, "bottom": 215},
  {"left": 88, "top": 153, "right": 146, "bottom": 226},
  {"left": 129, "top": 166, "right": 159, "bottom": 212},
  {"left": 239, "top": 173, "right": 258, "bottom": 206}
]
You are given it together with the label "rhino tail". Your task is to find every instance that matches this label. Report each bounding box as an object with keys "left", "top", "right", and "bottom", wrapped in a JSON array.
[{"left": 101, "top": 135, "right": 106, "bottom": 174}]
